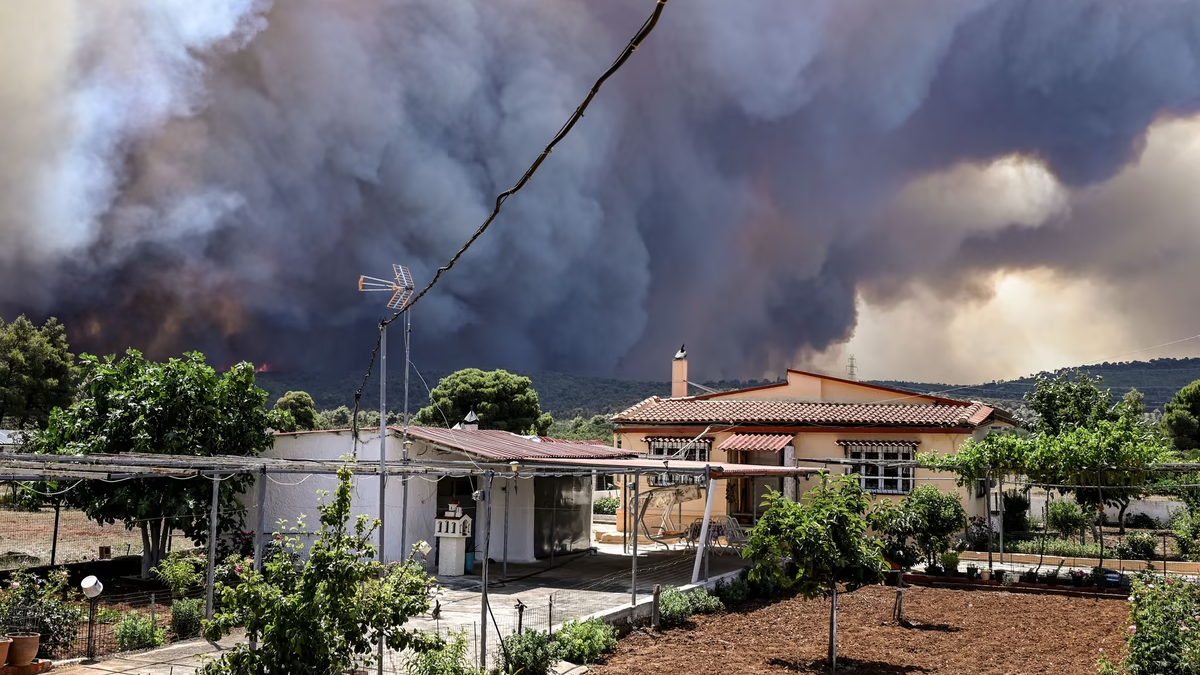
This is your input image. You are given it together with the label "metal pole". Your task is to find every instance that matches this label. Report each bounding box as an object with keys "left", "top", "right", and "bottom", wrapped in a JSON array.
[
  {"left": 998, "top": 476, "right": 1004, "bottom": 566},
  {"left": 503, "top": 477, "right": 511, "bottom": 581},
  {"left": 400, "top": 310, "right": 411, "bottom": 559},
  {"left": 692, "top": 473, "right": 717, "bottom": 584},
  {"left": 50, "top": 502, "right": 61, "bottom": 566},
  {"left": 205, "top": 474, "right": 220, "bottom": 620},
  {"left": 254, "top": 468, "right": 267, "bottom": 571},
  {"left": 828, "top": 586, "right": 838, "bottom": 671},
  {"left": 379, "top": 321, "right": 388, "bottom": 564},
  {"left": 985, "top": 467, "right": 994, "bottom": 571},
  {"left": 631, "top": 470, "right": 640, "bottom": 606},
  {"left": 378, "top": 322, "right": 388, "bottom": 675},
  {"left": 751, "top": 477, "right": 758, "bottom": 524},
  {"left": 479, "top": 472, "right": 493, "bottom": 672},
  {"left": 549, "top": 481, "right": 558, "bottom": 570},
  {"left": 87, "top": 598, "right": 98, "bottom": 661}
]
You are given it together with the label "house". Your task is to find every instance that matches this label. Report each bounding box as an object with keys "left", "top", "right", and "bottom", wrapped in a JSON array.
[
  {"left": 611, "top": 351, "right": 1015, "bottom": 533},
  {"left": 250, "top": 424, "right": 636, "bottom": 567}
]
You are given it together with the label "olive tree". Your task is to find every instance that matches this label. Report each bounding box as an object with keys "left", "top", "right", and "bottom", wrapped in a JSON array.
[
  {"left": 744, "top": 475, "right": 886, "bottom": 671},
  {"left": 201, "top": 467, "right": 439, "bottom": 675}
]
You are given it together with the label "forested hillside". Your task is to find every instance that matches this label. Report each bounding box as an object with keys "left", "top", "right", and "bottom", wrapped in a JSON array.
[{"left": 256, "top": 357, "right": 1200, "bottom": 420}]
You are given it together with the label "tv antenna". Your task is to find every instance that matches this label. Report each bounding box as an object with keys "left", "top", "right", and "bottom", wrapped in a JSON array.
[
  {"left": 357, "top": 263, "right": 416, "bottom": 572},
  {"left": 846, "top": 354, "right": 858, "bottom": 381}
]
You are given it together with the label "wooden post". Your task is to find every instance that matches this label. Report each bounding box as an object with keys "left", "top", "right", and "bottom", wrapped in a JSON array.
[
  {"left": 50, "top": 503, "right": 61, "bottom": 566},
  {"left": 651, "top": 585, "right": 662, "bottom": 630},
  {"left": 205, "top": 474, "right": 220, "bottom": 620},
  {"left": 516, "top": 599, "right": 526, "bottom": 634}
]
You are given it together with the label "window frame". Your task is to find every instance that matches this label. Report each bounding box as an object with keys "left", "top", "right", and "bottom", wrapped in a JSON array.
[
  {"left": 842, "top": 443, "right": 916, "bottom": 496},
  {"left": 645, "top": 437, "right": 711, "bottom": 487}
]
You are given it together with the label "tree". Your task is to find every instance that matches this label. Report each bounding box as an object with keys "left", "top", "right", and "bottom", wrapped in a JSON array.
[
  {"left": 30, "top": 351, "right": 278, "bottom": 577},
  {"left": 544, "top": 414, "right": 615, "bottom": 441},
  {"left": 201, "top": 466, "right": 438, "bottom": 675},
  {"left": 1024, "top": 370, "right": 1116, "bottom": 437},
  {"left": 0, "top": 315, "right": 74, "bottom": 430},
  {"left": 273, "top": 391, "right": 321, "bottom": 431},
  {"left": 902, "top": 485, "right": 967, "bottom": 568},
  {"left": 1047, "top": 499, "right": 1089, "bottom": 543},
  {"left": 1164, "top": 379, "right": 1200, "bottom": 453},
  {"left": 413, "top": 368, "right": 552, "bottom": 434},
  {"left": 744, "top": 475, "right": 886, "bottom": 671}
]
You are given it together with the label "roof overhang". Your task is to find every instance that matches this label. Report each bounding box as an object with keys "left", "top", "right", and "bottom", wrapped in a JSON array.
[
  {"left": 719, "top": 433, "right": 793, "bottom": 453},
  {"left": 519, "top": 456, "right": 821, "bottom": 478}
]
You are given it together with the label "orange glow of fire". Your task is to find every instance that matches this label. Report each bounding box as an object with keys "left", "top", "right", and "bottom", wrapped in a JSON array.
[{"left": 255, "top": 363, "right": 272, "bottom": 374}]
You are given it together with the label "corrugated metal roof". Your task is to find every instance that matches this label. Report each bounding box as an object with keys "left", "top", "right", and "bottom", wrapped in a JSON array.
[
  {"left": 614, "top": 397, "right": 994, "bottom": 428},
  {"left": 406, "top": 426, "right": 636, "bottom": 461},
  {"left": 527, "top": 456, "right": 820, "bottom": 478},
  {"left": 719, "top": 433, "right": 793, "bottom": 452}
]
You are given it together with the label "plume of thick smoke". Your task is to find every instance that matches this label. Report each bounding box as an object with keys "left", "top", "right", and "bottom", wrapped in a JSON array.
[{"left": 3, "top": 0, "right": 1200, "bottom": 382}]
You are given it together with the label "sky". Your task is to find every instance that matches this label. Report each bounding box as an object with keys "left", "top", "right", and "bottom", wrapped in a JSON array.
[{"left": 3, "top": 0, "right": 1200, "bottom": 385}]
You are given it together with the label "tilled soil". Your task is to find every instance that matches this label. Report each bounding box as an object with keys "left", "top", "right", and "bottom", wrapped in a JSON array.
[{"left": 591, "top": 585, "right": 1127, "bottom": 674}]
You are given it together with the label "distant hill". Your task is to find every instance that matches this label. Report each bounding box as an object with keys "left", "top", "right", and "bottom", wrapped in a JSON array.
[{"left": 256, "top": 357, "right": 1200, "bottom": 420}]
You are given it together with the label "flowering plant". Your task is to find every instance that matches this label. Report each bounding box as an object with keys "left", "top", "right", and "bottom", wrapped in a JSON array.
[
  {"left": 1102, "top": 572, "right": 1200, "bottom": 674},
  {"left": 0, "top": 569, "right": 85, "bottom": 658}
]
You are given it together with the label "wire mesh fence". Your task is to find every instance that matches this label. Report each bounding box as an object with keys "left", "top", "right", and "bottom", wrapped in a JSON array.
[{"left": 0, "top": 503, "right": 144, "bottom": 569}]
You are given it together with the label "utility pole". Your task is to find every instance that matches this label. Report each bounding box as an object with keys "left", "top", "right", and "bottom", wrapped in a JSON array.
[{"left": 846, "top": 355, "right": 858, "bottom": 381}]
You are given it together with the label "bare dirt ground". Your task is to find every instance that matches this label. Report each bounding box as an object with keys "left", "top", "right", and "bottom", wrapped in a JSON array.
[
  {"left": 592, "top": 585, "right": 1127, "bottom": 674},
  {"left": 0, "top": 507, "right": 143, "bottom": 567}
]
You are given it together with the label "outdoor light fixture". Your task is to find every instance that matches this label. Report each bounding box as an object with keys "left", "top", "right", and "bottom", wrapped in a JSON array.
[
  {"left": 418, "top": 541, "right": 432, "bottom": 556},
  {"left": 471, "top": 490, "right": 485, "bottom": 502},
  {"left": 80, "top": 575, "right": 103, "bottom": 599},
  {"left": 510, "top": 461, "right": 520, "bottom": 473}
]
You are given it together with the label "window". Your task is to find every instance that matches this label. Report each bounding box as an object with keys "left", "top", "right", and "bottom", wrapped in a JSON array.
[
  {"left": 840, "top": 442, "right": 916, "bottom": 495},
  {"left": 645, "top": 437, "right": 711, "bottom": 486}
]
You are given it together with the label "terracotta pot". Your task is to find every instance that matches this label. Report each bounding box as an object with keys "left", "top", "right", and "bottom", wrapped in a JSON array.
[
  {"left": 8, "top": 632, "right": 40, "bottom": 667},
  {"left": 0, "top": 637, "right": 11, "bottom": 666}
]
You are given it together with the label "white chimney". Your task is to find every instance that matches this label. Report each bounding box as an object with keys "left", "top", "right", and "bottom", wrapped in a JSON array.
[
  {"left": 672, "top": 345, "right": 688, "bottom": 398},
  {"left": 462, "top": 409, "right": 479, "bottom": 431}
]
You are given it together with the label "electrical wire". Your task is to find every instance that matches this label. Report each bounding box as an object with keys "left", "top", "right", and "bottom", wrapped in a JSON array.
[{"left": 349, "top": 0, "right": 670, "bottom": 445}]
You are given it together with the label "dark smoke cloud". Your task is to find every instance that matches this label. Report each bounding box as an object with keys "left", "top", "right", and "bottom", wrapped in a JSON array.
[{"left": 3, "top": 0, "right": 1200, "bottom": 382}]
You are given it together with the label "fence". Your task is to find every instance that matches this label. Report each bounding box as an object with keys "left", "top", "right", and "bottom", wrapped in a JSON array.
[{"left": 0, "top": 502, "right": 144, "bottom": 569}]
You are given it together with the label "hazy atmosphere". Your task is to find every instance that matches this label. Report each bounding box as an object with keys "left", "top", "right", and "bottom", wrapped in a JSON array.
[{"left": 4, "top": 0, "right": 1200, "bottom": 383}]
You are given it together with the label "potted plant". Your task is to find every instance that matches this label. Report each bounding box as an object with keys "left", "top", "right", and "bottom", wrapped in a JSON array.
[
  {"left": 940, "top": 552, "right": 960, "bottom": 576},
  {"left": 0, "top": 635, "right": 10, "bottom": 665},
  {"left": 8, "top": 633, "right": 40, "bottom": 667},
  {"left": 965, "top": 564, "right": 979, "bottom": 580},
  {"left": 1070, "top": 569, "right": 1086, "bottom": 586},
  {"left": 924, "top": 564, "right": 945, "bottom": 576}
]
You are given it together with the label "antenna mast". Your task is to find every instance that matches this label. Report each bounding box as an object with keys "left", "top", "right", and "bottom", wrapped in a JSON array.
[{"left": 846, "top": 354, "right": 858, "bottom": 381}]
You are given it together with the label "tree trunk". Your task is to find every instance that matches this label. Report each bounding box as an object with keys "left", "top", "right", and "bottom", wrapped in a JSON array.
[
  {"left": 140, "top": 523, "right": 152, "bottom": 579},
  {"left": 157, "top": 518, "right": 170, "bottom": 567},
  {"left": 1118, "top": 501, "right": 1129, "bottom": 536},
  {"left": 828, "top": 586, "right": 838, "bottom": 672}
]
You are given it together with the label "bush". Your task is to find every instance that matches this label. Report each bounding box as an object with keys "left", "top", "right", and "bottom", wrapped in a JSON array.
[
  {"left": 499, "top": 630, "right": 554, "bottom": 675},
  {"left": 0, "top": 569, "right": 85, "bottom": 659},
  {"left": 171, "top": 597, "right": 204, "bottom": 638},
  {"left": 1117, "top": 532, "right": 1158, "bottom": 561},
  {"left": 551, "top": 618, "right": 616, "bottom": 665},
  {"left": 940, "top": 552, "right": 960, "bottom": 572},
  {"left": 1047, "top": 499, "right": 1090, "bottom": 541},
  {"left": 1174, "top": 510, "right": 1200, "bottom": 560},
  {"left": 1105, "top": 574, "right": 1200, "bottom": 675},
  {"left": 115, "top": 611, "right": 167, "bottom": 651},
  {"left": 658, "top": 586, "right": 725, "bottom": 629},
  {"left": 965, "top": 516, "right": 996, "bottom": 551},
  {"left": 154, "top": 551, "right": 204, "bottom": 596},
  {"left": 1006, "top": 538, "right": 1102, "bottom": 558},
  {"left": 1002, "top": 490, "right": 1030, "bottom": 532},
  {"left": 1125, "top": 513, "right": 1161, "bottom": 530},
  {"left": 713, "top": 577, "right": 751, "bottom": 606},
  {"left": 593, "top": 497, "right": 619, "bottom": 516},
  {"left": 404, "top": 630, "right": 477, "bottom": 675}
]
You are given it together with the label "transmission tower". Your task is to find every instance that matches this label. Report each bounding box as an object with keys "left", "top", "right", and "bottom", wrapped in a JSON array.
[{"left": 846, "top": 354, "right": 858, "bottom": 381}]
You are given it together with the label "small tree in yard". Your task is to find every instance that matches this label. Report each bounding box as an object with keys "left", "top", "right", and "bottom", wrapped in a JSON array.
[
  {"left": 744, "top": 474, "right": 886, "bottom": 672},
  {"left": 903, "top": 485, "right": 967, "bottom": 569},
  {"left": 30, "top": 351, "right": 280, "bottom": 578},
  {"left": 201, "top": 466, "right": 439, "bottom": 675}
]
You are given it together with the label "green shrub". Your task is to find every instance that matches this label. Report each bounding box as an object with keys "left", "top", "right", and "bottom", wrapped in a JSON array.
[
  {"left": 658, "top": 586, "right": 724, "bottom": 629},
  {"left": 551, "top": 618, "right": 616, "bottom": 665},
  {"left": 1126, "top": 513, "right": 1161, "bottom": 530},
  {"left": 499, "top": 630, "right": 554, "bottom": 675},
  {"left": 1105, "top": 574, "right": 1200, "bottom": 675},
  {"left": 0, "top": 569, "right": 86, "bottom": 658},
  {"left": 1047, "top": 500, "right": 1090, "bottom": 542},
  {"left": 1002, "top": 489, "right": 1030, "bottom": 533},
  {"left": 404, "top": 630, "right": 478, "bottom": 675},
  {"left": 1006, "top": 538, "right": 1101, "bottom": 558},
  {"left": 1174, "top": 510, "right": 1200, "bottom": 560},
  {"left": 713, "top": 577, "right": 751, "bottom": 606},
  {"left": 593, "top": 497, "right": 619, "bottom": 515},
  {"left": 96, "top": 607, "right": 123, "bottom": 624},
  {"left": 940, "top": 552, "right": 960, "bottom": 572},
  {"left": 115, "top": 611, "right": 167, "bottom": 651},
  {"left": 154, "top": 551, "right": 205, "bottom": 596},
  {"left": 1117, "top": 532, "right": 1158, "bottom": 561},
  {"left": 171, "top": 597, "right": 204, "bottom": 638},
  {"left": 686, "top": 588, "right": 724, "bottom": 615}
]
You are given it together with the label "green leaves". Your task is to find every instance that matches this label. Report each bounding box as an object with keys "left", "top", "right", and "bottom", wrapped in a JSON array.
[
  {"left": 201, "top": 466, "right": 437, "bottom": 675},
  {"left": 744, "top": 474, "right": 886, "bottom": 599},
  {"left": 273, "top": 391, "right": 321, "bottom": 432},
  {"left": 1164, "top": 379, "right": 1200, "bottom": 453},
  {"left": 413, "top": 368, "right": 552, "bottom": 434},
  {"left": 0, "top": 315, "right": 74, "bottom": 430}
]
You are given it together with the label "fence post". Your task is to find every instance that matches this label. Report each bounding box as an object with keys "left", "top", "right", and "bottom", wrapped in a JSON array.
[
  {"left": 651, "top": 585, "right": 661, "bottom": 630},
  {"left": 86, "top": 597, "right": 98, "bottom": 661},
  {"left": 515, "top": 600, "right": 526, "bottom": 634},
  {"left": 548, "top": 595, "right": 554, "bottom": 636},
  {"left": 50, "top": 503, "right": 61, "bottom": 566},
  {"left": 150, "top": 593, "right": 157, "bottom": 633},
  {"left": 205, "top": 474, "right": 220, "bottom": 620}
]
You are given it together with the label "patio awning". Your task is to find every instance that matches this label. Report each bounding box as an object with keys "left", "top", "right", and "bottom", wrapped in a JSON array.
[
  {"left": 719, "top": 433, "right": 792, "bottom": 453},
  {"left": 522, "top": 456, "right": 821, "bottom": 478}
]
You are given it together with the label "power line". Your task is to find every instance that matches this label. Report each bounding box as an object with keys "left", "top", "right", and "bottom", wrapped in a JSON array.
[{"left": 349, "top": 0, "right": 671, "bottom": 440}]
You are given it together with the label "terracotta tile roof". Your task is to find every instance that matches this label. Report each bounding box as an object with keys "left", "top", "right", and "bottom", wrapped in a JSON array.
[
  {"left": 406, "top": 426, "right": 636, "bottom": 460},
  {"left": 719, "top": 433, "right": 793, "bottom": 452},
  {"left": 836, "top": 439, "right": 922, "bottom": 448},
  {"left": 613, "top": 397, "right": 994, "bottom": 429}
]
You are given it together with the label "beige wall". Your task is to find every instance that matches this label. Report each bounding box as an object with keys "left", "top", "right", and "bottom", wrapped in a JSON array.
[
  {"left": 703, "top": 370, "right": 940, "bottom": 404},
  {"left": 614, "top": 427, "right": 988, "bottom": 531}
]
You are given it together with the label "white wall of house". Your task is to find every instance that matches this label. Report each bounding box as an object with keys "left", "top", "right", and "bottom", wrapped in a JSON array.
[
  {"left": 1029, "top": 492, "right": 1185, "bottom": 528},
  {"left": 487, "top": 475, "right": 538, "bottom": 563}
]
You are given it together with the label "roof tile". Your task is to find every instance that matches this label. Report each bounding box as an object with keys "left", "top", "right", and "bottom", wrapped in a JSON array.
[{"left": 612, "top": 398, "right": 994, "bottom": 429}]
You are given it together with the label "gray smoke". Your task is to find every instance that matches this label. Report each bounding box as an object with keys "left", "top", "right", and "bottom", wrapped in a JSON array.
[{"left": 3, "top": 0, "right": 1200, "bottom": 380}]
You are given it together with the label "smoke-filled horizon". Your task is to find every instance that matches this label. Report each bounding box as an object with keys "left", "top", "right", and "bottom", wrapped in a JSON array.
[{"left": 4, "top": 0, "right": 1200, "bottom": 384}]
